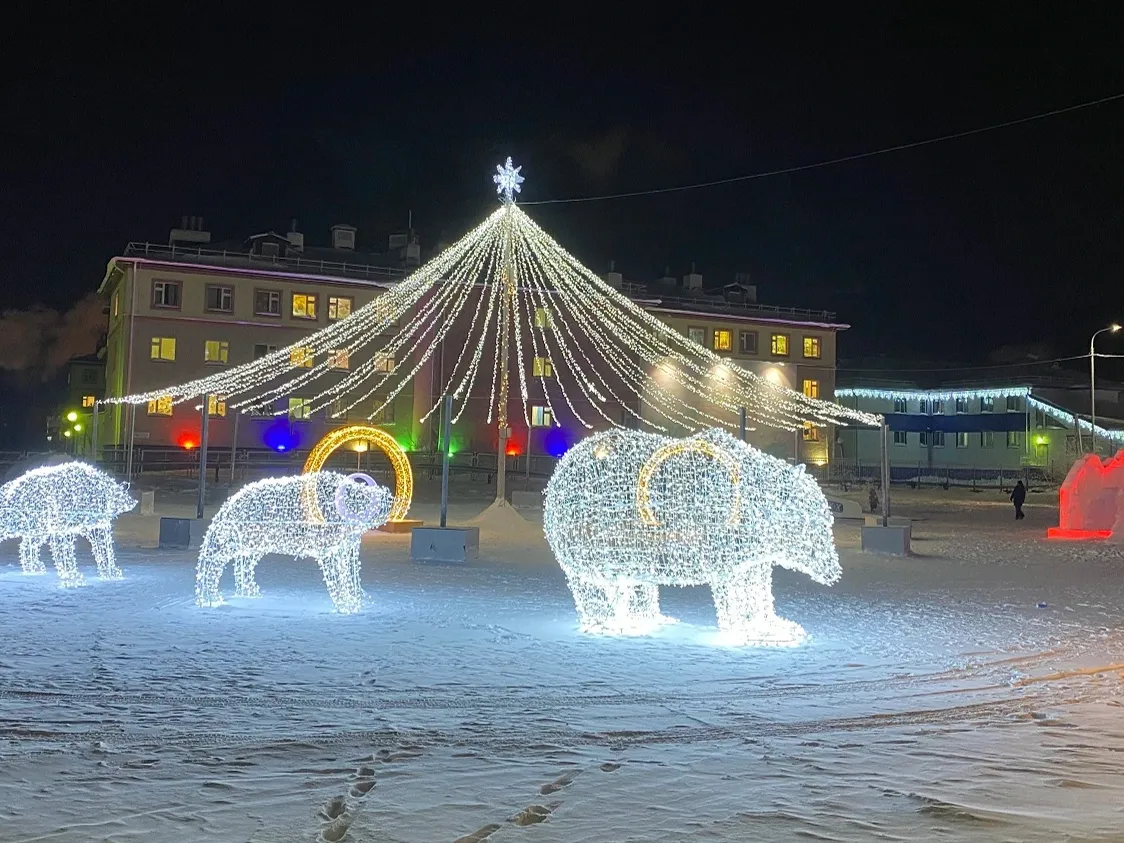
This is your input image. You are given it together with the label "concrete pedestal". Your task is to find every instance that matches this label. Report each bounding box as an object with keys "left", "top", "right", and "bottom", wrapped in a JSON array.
[
  {"left": 511, "top": 490, "right": 543, "bottom": 511},
  {"left": 380, "top": 518, "right": 423, "bottom": 534},
  {"left": 411, "top": 526, "right": 480, "bottom": 563},
  {"left": 864, "top": 514, "right": 911, "bottom": 529},
  {"left": 861, "top": 525, "right": 911, "bottom": 555}
]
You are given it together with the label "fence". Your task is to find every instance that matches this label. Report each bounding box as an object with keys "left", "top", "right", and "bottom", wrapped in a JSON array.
[{"left": 816, "top": 460, "right": 1059, "bottom": 491}]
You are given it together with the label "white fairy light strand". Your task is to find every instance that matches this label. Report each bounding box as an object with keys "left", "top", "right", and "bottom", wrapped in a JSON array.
[
  {"left": 196, "top": 471, "right": 392, "bottom": 614},
  {"left": 0, "top": 462, "right": 136, "bottom": 587},
  {"left": 543, "top": 428, "right": 841, "bottom": 645}
]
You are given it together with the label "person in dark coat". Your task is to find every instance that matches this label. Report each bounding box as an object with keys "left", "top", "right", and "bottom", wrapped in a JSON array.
[{"left": 1010, "top": 480, "right": 1027, "bottom": 520}]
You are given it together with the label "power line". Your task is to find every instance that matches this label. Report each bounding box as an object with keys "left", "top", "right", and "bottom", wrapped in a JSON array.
[
  {"left": 522, "top": 92, "right": 1124, "bottom": 206},
  {"left": 834, "top": 354, "right": 1092, "bottom": 374}
]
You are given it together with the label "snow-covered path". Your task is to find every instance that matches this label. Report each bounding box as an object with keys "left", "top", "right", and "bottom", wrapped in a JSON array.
[{"left": 3, "top": 497, "right": 1124, "bottom": 841}]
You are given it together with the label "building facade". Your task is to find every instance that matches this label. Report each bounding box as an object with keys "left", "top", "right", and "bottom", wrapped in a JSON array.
[
  {"left": 96, "top": 222, "right": 847, "bottom": 466},
  {"left": 835, "top": 380, "right": 1124, "bottom": 480}
]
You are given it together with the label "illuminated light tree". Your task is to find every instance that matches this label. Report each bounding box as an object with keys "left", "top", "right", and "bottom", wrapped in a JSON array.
[
  {"left": 0, "top": 462, "right": 136, "bottom": 587},
  {"left": 543, "top": 428, "right": 841, "bottom": 645},
  {"left": 102, "top": 158, "right": 879, "bottom": 507},
  {"left": 195, "top": 471, "right": 392, "bottom": 614}
]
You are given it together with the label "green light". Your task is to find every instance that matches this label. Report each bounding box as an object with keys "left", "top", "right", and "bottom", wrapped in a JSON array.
[
  {"left": 66, "top": 411, "right": 78, "bottom": 422},
  {"left": 73, "top": 423, "right": 83, "bottom": 432},
  {"left": 1035, "top": 435, "right": 1047, "bottom": 446},
  {"left": 63, "top": 430, "right": 72, "bottom": 438}
]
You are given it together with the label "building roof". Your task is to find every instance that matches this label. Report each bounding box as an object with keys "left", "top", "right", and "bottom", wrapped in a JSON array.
[{"left": 621, "top": 280, "right": 847, "bottom": 328}]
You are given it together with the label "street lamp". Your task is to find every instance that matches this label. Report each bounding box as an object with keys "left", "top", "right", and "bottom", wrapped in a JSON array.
[{"left": 1090, "top": 323, "right": 1121, "bottom": 454}]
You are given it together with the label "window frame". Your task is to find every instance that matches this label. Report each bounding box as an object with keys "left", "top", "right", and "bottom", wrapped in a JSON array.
[
  {"left": 531, "top": 405, "right": 553, "bottom": 427},
  {"left": 203, "top": 339, "right": 229, "bottom": 365},
  {"left": 149, "top": 336, "right": 176, "bottom": 362},
  {"left": 289, "top": 346, "right": 314, "bottom": 368},
  {"left": 770, "top": 333, "right": 790, "bottom": 356},
  {"left": 738, "top": 330, "right": 758, "bottom": 355},
  {"left": 980, "top": 396, "right": 995, "bottom": 413},
  {"left": 533, "top": 306, "right": 552, "bottom": 329},
  {"left": 1006, "top": 395, "right": 1022, "bottom": 412},
  {"left": 254, "top": 288, "right": 282, "bottom": 317},
  {"left": 253, "top": 343, "right": 278, "bottom": 360},
  {"left": 291, "top": 292, "right": 318, "bottom": 320},
  {"left": 287, "top": 397, "right": 313, "bottom": 421},
  {"left": 955, "top": 431, "right": 970, "bottom": 448},
  {"left": 328, "top": 296, "right": 354, "bottom": 321},
  {"left": 981, "top": 431, "right": 995, "bottom": 447},
  {"left": 892, "top": 430, "right": 908, "bottom": 445},
  {"left": 329, "top": 349, "right": 350, "bottom": 370},
  {"left": 151, "top": 279, "right": 181, "bottom": 310},
  {"left": 955, "top": 398, "right": 968, "bottom": 414},
  {"left": 893, "top": 398, "right": 907, "bottom": 414},
  {"left": 204, "top": 284, "right": 234, "bottom": 313},
  {"left": 802, "top": 336, "right": 821, "bottom": 359},
  {"left": 802, "top": 421, "right": 820, "bottom": 441},
  {"left": 687, "top": 326, "right": 706, "bottom": 346},
  {"left": 932, "top": 430, "right": 946, "bottom": 448},
  {"left": 81, "top": 395, "right": 96, "bottom": 408},
  {"left": 532, "top": 356, "right": 553, "bottom": 377},
  {"left": 372, "top": 399, "right": 396, "bottom": 425},
  {"left": 802, "top": 379, "right": 820, "bottom": 399},
  {"left": 146, "top": 395, "right": 173, "bottom": 417},
  {"left": 373, "top": 353, "right": 394, "bottom": 373},
  {"left": 207, "top": 396, "right": 227, "bottom": 417},
  {"left": 1007, "top": 430, "right": 1023, "bottom": 449},
  {"left": 712, "top": 329, "right": 733, "bottom": 352}
]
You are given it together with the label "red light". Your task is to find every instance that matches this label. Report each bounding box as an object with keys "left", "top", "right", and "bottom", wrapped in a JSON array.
[
  {"left": 181, "top": 441, "right": 196, "bottom": 450},
  {"left": 1048, "top": 450, "right": 1124, "bottom": 540},
  {"left": 505, "top": 443, "right": 521, "bottom": 456}
]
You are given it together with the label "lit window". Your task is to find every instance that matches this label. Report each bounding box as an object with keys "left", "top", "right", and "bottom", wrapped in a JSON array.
[
  {"left": 205, "top": 285, "right": 233, "bottom": 312},
  {"left": 532, "top": 356, "right": 553, "bottom": 377},
  {"left": 288, "top": 398, "right": 312, "bottom": 421},
  {"left": 802, "top": 379, "right": 819, "bottom": 399},
  {"left": 150, "top": 337, "right": 176, "bottom": 361},
  {"left": 534, "top": 307, "right": 552, "bottom": 328},
  {"left": 893, "top": 398, "right": 907, "bottom": 413},
  {"left": 204, "top": 340, "right": 229, "bottom": 364},
  {"left": 738, "top": 331, "right": 758, "bottom": 355},
  {"left": 152, "top": 280, "right": 180, "bottom": 308},
  {"left": 81, "top": 395, "right": 96, "bottom": 408},
  {"left": 329, "top": 349, "right": 349, "bottom": 370},
  {"left": 290, "top": 346, "right": 314, "bottom": 368},
  {"left": 955, "top": 431, "right": 970, "bottom": 448},
  {"left": 802, "top": 422, "right": 819, "bottom": 441},
  {"left": 802, "top": 336, "right": 821, "bottom": 359},
  {"left": 253, "top": 343, "right": 277, "bottom": 360},
  {"left": 207, "top": 396, "right": 227, "bottom": 417},
  {"left": 147, "top": 395, "right": 173, "bottom": 416},
  {"left": 255, "top": 289, "right": 281, "bottom": 316},
  {"left": 688, "top": 327, "right": 706, "bottom": 346},
  {"left": 980, "top": 397, "right": 995, "bottom": 413},
  {"left": 328, "top": 296, "right": 353, "bottom": 321},
  {"left": 981, "top": 431, "right": 994, "bottom": 447},
  {"left": 713, "top": 330, "right": 732, "bottom": 352},
  {"left": 770, "top": 334, "right": 789, "bottom": 356},
  {"left": 1007, "top": 431, "right": 1022, "bottom": 448},
  {"left": 893, "top": 430, "right": 908, "bottom": 445},
  {"left": 292, "top": 293, "right": 318, "bottom": 319},
  {"left": 374, "top": 353, "right": 394, "bottom": 373},
  {"left": 531, "top": 405, "right": 553, "bottom": 427}
]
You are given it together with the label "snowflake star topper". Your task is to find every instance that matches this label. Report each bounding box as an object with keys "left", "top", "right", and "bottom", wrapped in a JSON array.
[{"left": 493, "top": 156, "right": 525, "bottom": 204}]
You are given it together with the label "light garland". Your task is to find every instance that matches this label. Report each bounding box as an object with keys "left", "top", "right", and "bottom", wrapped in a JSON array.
[
  {"left": 301, "top": 425, "right": 414, "bottom": 522},
  {"left": 836, "top": 386, "right": 1031, "bottom": 402},
  {"left": 196, "top": 471, "right": 392, "bottom": 614},
  {"left": 0, "top": 461, "right": 135, "bottom": 587},
  {"left": 543, "top": 428, "right": 841, "bottom": 645},
  {"left": 107, "top": 160, "right": 881, "bottom": 443}
]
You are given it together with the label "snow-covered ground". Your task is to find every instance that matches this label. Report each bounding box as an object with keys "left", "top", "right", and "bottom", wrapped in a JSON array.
[{"left": 3, "top": 489, "right": 1124, "bottom": 841}]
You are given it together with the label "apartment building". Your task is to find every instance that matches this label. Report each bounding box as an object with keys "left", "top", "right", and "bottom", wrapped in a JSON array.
[{"left": 97, "top": 220, "right": 847, "bottom": 465}]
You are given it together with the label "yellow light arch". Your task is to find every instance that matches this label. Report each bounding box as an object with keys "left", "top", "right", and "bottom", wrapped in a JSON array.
[
  {"left": 302, "top": 425, "right": 413, "bottom": 523},
  {"left": 636, "top": 438, "right": 741, "bottom": 527}
]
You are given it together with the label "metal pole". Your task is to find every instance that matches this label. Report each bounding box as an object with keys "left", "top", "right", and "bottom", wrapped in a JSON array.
[
  {"left": 495, "top": 204, "right": 515, "bottom": 506},
  {"left": 525, "top": 427, "right": 532, "bottom": 487},
  {"left": 196, "top": 397, "right": 211, "bottom": 519},
  {"left": 229, "top": 411, "right": 239, "bottom": 484},
  {"left": 125, "top": 404, "right": 136, "bottom": 482},
  {"left": 440, "top": 394, "right": 452, "bottom": 528},
  {"left": 739, "top": 407, "right": 747, "bottom": 442},
  {"left": 1090, "top": 332, "right": 1098, "bottom": 455},
  {"left": 880, "top": 422, "right": 891, "bottom": 526},
  {"left": 91, "top": 403, "right": 99, "bottom": 465},
  {"left": 794, "top": 428, "right": 801, "bottom": 463}
]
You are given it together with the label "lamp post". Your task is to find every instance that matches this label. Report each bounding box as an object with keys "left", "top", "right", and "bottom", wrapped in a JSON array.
[{"left": 1089, "top": 323, "right": 1121, "bottom": 455}]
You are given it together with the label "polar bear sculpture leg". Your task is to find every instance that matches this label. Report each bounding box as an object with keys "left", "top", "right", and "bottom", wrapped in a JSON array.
[
  {"left": 316, "top": 546, "right": 363, "bottom": 614},
  {"left": 195, "top": 555, "right": 228, "bottom": 607},
  {"left": 232, "top": 554, "right": 263, "bottom": 598},
  {"left": 18, "top": 538, "right": 46, "bottom": 575},
  {"left": 85, "top": 526, "right": 123, "bottom": 580},
  {"left": 48, "top": 535, "right": 84, "bottom": 587},
  {"left": 709, "top": 565, "right": 805, "bottom": 646},
  {"left": 568, "top": 577, "right": 673, "bottom": 634}
]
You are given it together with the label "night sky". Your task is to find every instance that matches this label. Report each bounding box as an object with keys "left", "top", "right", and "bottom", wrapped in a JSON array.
[{"left": 3, "top": 8, "right": 1122, "bottom": 365}]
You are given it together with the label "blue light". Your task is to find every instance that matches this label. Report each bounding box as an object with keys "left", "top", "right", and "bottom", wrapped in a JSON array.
[
  {"left": 262, "top": 422, "right": 299, "bottom": 453},
  {"left": 544, "top": 428, "right": 569, "bottom": 458}
]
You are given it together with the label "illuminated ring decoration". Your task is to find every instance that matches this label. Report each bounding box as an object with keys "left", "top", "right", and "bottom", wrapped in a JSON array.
[
  {"left": 636, "top": 439, "right": 741, "bottom": 527},
  {"left": 302, "top": 425, "right": 413, "bottom": 523},
  {"left": 335, "top": 472, "right": 383, "bottom": 524}
]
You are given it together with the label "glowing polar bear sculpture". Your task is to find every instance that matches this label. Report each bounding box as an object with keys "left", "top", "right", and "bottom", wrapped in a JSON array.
[
  {"left": 543, "top": 428, "right": 841, "bottom": 645},
  {"left": 196, "top": 471, "right": 392, "bottom": 614},
  {"left": 0, "top": 461, "right": 136, "bottom": 586}
]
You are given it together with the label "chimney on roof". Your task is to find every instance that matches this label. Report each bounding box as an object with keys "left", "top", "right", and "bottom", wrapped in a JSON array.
[
  {"left": 169, "top": 213, "right": 211, "bottom": 246},
  {"left": 683, "top": 262, "right": 703, "bottom": 290},
  {"left": 286, "top": 218, "right": 304, "bottom": 251},
  {"left": 331, "top": 223, "right": 356, "bottom": 251}
]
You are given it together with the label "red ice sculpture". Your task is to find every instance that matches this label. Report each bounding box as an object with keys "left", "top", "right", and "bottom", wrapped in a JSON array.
[{"left": 1047, "top": 450, "right": 1124, "bottom": 540}]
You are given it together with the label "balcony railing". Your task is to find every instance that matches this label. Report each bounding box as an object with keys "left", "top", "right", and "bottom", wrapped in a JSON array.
[
  {"left": 620, "top": 281, "right": 837, "bottom": 322},
  {"left": 122, "top": 242, "right": 406, "bottom": 284}
]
